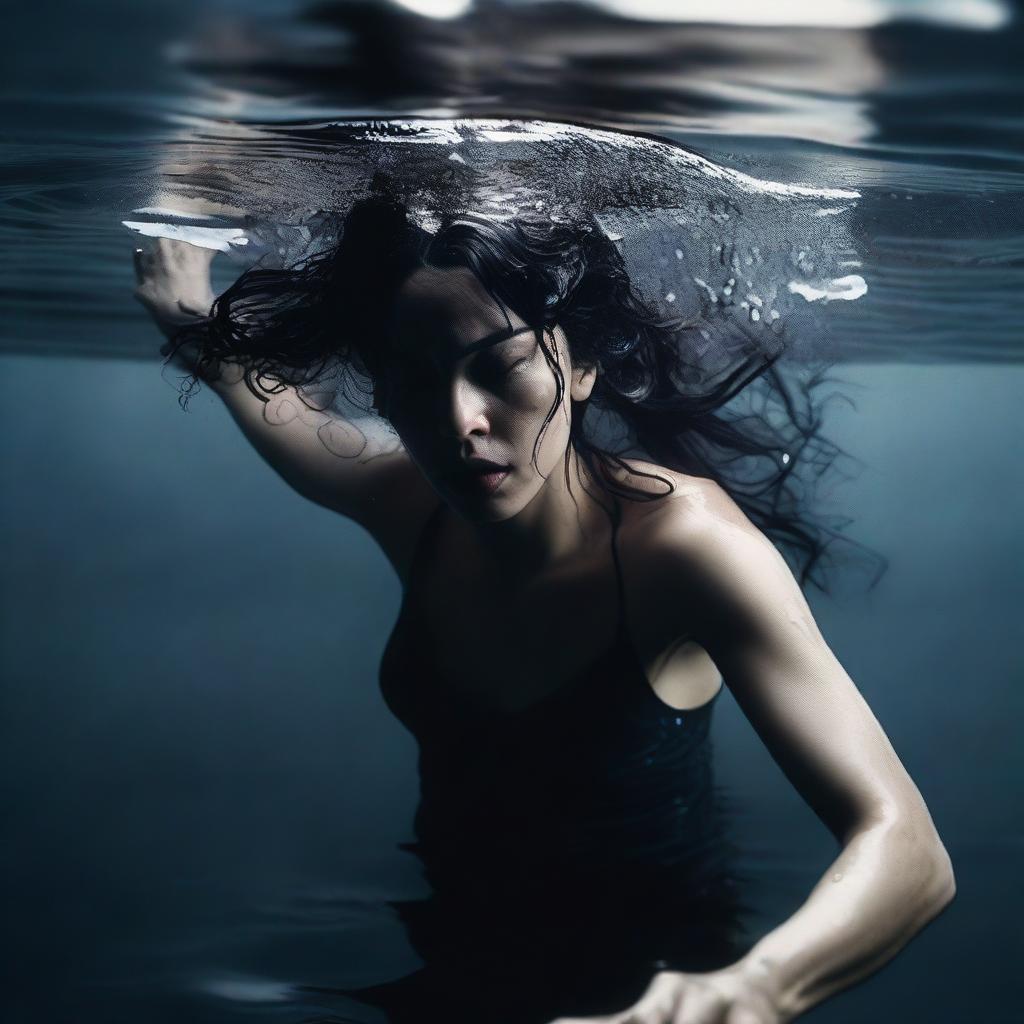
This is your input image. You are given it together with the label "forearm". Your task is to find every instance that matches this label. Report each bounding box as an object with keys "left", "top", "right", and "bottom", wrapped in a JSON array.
[{"left": 736, "top": 817, "right": 955, "bottom": 1021}]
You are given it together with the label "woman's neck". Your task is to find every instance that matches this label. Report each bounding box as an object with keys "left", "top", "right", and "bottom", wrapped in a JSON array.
[{"left": 469, "top": 449, "right": 615, "bottom": 583}]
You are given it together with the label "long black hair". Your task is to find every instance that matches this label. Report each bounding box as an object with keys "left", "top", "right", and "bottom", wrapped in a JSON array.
[{"left": 168, "top": 193, "right": 880, "bottom": 592}]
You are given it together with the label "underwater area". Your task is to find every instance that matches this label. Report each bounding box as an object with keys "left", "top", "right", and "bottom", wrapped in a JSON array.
[{"left": 2, "top": 1, "right": 1022, "bottom": 1021}]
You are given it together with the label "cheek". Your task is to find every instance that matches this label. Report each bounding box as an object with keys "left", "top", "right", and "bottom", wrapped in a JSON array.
[
  {"left": 503, "top": 365, "right": 565, "bottom": 423},
  {"left": 500, "top": 370, "right": 572, "bottom": 469}
]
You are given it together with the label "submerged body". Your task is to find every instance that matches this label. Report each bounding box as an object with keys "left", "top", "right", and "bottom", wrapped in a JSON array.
[
  {"left": 136, "top": 233, "right": 955, "bottom": 1024},
  {"left": 368, "top": 495, "right": 747, "bottom": 1020}
]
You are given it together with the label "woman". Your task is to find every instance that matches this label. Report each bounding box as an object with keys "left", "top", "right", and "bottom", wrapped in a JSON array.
[{"left": 133, "top": 195, "right": 955, "bottom": 1024}]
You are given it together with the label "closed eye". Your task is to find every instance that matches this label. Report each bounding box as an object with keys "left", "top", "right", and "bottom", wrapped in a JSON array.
[{"left": 474, "top": 353, "right": 531, "bottom": 384}]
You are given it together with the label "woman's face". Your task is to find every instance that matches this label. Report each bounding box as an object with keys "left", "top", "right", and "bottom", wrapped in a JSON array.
[{"left": 377, "top": 264, "right": 595, "bottom": 521}]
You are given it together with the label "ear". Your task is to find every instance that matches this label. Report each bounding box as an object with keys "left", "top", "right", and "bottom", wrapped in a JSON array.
[{"left": 570, "top": 361, "right": 598, "bottom": 403}]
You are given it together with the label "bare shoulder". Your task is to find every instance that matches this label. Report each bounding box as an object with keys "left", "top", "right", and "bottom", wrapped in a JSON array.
[
  {"left": 610, "top": 459, "right": 816, "bottom": 663},
  {"left": 609, "top": 457, "right": 790, "bottom": 614},
  {"left": 607, "top": 457, "right": 761, "bottom": 549}
]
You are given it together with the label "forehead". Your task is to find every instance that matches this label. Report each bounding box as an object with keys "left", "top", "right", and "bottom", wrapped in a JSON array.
[{"left": 388, "top": 265, "right": 525, "bottom": 352}]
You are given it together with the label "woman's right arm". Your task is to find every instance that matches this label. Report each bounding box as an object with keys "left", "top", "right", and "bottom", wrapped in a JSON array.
[{"left": 133, "top": 238, "right": 438, "bottom": 579}]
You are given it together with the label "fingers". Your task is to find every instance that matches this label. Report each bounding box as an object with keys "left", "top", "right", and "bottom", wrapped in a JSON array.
[
  {"left": 132, "top": 237, "right": 216, "bottom": 283},
  {"left": 547, "top": 969, "right": 778, "bottom": 1024},
  {"left": 131, "top": 237, "right": 217, "bottom": 336},
  {"left": 171, "top": 235, "right": 217, "bottom": 268},
  {"left": 671, "top": 981, "right": 727, "bottom": 1024},
  {"left": 155, "top": 234, "right": 218, "bottom": 272},
  {"left": 618, "top": 972, "right": 683, "bottom": 1024},
  {"left": 544, "top": 975, "right": 681, "bottom": 1024},
  {"left": 544, "top": 1016, "right": 618, "bottom": 1024},
  {"left": 723, "top": 1009, "right": 769, "bottom": 1024}
]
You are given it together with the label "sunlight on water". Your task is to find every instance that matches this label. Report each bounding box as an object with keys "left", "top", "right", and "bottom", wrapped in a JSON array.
[
  {"left": 589, "top": 0, "right": 1011, "bottom": 29},
  {"left": 4, "top": 0, "right": 1022, "bottom": 362}
]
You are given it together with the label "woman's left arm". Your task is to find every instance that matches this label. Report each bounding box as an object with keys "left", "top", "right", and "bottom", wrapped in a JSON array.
[
  {"left": 550, "top": 499, "right": 956, "bottom": 1024},
  {"left": 690, "top": 510, "right": 956, "bottom": 1022}
]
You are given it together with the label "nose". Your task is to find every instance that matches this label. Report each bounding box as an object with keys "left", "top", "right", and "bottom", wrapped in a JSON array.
[{"left": 440, "top": 376, "right": 490, "bottom": 441}]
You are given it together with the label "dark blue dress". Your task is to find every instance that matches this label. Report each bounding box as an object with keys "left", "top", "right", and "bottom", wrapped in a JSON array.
[{"left": 347, "top": 501, "right": 749, "bottom": 1023}]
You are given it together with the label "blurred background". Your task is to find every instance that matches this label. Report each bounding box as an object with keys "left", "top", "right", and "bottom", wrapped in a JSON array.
[{"left": 2, "top": 2, "right": 1022, "bottom": 1021}]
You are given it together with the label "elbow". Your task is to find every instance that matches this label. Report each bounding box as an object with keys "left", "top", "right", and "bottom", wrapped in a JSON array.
[
  {"left": 865, "top": 807, "right": 956, "bottom": 913},
  {"left": 895, "top": 815, "right": 957, "bottom": 914},
  {"left": 910, "top": 814, "right": 956, "bottom": 911},
  {"left": 928, "top": 838, "right": 957, "bottom": 910}
]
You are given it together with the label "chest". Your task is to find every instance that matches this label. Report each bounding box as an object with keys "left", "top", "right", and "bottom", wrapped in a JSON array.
[
  {"left": 382, "top": 550, "right": 722, "bottom": 719},
  {"left": 393, "top": 555, "right": 624, "bottom": 714}
]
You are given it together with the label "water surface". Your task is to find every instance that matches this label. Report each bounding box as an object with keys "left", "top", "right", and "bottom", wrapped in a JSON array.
[{"left": 1, "top": 2, "right": 1022, "bottom": 1021}]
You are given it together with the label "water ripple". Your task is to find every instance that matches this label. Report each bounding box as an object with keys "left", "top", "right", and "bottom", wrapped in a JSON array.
[{"left": 2, "top": 1, "right": 1022, "bottom": 363}]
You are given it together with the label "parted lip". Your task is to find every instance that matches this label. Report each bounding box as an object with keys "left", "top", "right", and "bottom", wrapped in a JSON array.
[{"left": 452, "top": 457, "right": 511, "bottom": 476}]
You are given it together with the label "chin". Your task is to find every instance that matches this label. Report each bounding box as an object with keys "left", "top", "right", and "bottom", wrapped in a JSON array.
[
  {"left": 440, "top": 479, "right": 532, "bottom": 523},
  {"left": 445, "top": 492, "right": 520, "bottom": 523}
]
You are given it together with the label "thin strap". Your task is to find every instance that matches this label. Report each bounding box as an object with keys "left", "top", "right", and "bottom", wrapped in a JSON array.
[{"left": 607, "top": 499, "right": 631, "bottom": 642}]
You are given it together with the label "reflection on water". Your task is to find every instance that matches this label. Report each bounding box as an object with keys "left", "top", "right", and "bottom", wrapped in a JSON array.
[
  {"left": 3, "top": 0, "right": 1023, "bottom": 361},
  {"left": 121, "top": 116, "right": 871, "bottom": 382},
  {"left": 1, "top": 2, "right": 1022, "bottom": 1022}
]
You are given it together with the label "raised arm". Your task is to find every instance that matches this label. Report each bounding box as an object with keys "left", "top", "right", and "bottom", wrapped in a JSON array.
[{"left": 132, "top": 238, "right": 437, "bottom": 580}]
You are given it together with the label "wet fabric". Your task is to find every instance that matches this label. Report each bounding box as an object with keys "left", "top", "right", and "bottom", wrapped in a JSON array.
[{"left": 338, "top": 502, "right": 751, "bottom": 1023}]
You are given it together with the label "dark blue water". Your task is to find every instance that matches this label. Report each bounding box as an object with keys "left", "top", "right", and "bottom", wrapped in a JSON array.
[{"left": 2, "top": 2, "right": 1022, "bottom": 1022}]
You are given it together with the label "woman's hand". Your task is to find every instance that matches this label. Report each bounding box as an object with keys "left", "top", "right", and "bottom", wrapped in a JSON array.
[
  {"left": 545, "top": 964, "right": 785, "bottom": 1024},
  {"left": 132, "top": 236, "right": 217, "bottom": 350},
  {"left": 132, "top": 236, "right": 226, "bottom": 380}
]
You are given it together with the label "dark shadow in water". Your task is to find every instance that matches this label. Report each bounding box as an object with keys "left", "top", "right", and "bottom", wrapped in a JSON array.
[{"left": 308, "top": 874, "right": 747, "bottom": 1024}]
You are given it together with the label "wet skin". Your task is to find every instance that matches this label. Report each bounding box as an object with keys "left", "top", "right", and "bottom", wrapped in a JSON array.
[{"left": 138, "top": 239, "right": 956, "bottom": 1024}]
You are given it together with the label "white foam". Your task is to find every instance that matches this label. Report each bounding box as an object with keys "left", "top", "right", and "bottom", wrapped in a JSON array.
[
  {"left": 327, "top": 118, "right": 862, "bottom": 202},
  {"left": 130, "top": 206, "right": 220, "bottom": 221},
  {"left": 692, "top": 277, "right": 718, "bottom": 303},
  {"left": 122, "top": 221, "right": 248, "bottom": 252},
  {"left": 788, "top": 274, "right": 868, "bottom": 302}
]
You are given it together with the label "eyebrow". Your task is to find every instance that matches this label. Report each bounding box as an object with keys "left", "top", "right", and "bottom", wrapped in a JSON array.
[
  {"left": 461, "top": 324, "right": 537, "bottom": 356},
  {"left": 389, "top": 325, "right": 538, "bottom": 368}
]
